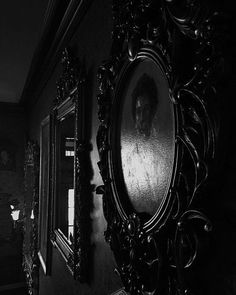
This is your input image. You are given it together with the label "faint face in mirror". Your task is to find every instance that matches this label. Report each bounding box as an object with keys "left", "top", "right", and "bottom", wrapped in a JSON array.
[{"left": 132, "top": 73, "right": 158, "bottom": 138}]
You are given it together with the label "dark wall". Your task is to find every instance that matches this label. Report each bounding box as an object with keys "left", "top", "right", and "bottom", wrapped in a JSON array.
[
  {"left": 0, "top": 103, "right": 26, "bottom": 285},
  {"left": 0, "top": 104, "right": 26, "bottom": 225},
  {"left": 26, "top": 0, "right": 236, "bottom": 294},
  {"left": 28, "top": 0, "right": 123, "bottom": 294}
]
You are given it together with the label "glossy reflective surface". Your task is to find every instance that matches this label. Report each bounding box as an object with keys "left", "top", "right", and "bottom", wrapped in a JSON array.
[
  {"left": 56, "top": 112, "right": 75, "bottom": 242},
  {"left": 119, "top": 59, "right": 175, "bottom": 216}
]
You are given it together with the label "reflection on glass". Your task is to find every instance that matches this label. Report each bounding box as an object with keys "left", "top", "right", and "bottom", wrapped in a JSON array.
[
  {"left": 65, "top": 137, "right": 75, "bottom": 157},
  {"left": 56, "top": 113, "right": 75, "bottom": 243},
  {"left": 119, "top": 60, "right": 175, "bottom": 216},
  {"left": 68, "top": 189, "right": 74, "bottom": 243}
]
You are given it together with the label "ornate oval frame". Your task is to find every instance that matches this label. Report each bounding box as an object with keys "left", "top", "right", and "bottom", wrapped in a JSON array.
[
  {"left": 108, "top": 47, "right": 178, "bottom": 233},
  {"left": 97, "top": 1, "right": 223, "bottom": 294}
]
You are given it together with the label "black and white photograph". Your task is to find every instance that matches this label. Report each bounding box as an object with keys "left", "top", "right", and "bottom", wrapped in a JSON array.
[
  {"left": 0, "top": 1, "right": 235, "bottom": 295},
  {"left": 116, "top": 61, "right": 175, "bottom": 216}
]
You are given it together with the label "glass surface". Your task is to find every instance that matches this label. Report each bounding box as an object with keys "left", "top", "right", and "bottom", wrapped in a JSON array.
[
  {"left": 68, "top": 208, "right": 74, "bottom": 225},
  {"left": 119, "top": 59, "right": 175, "bottom": 216},
  {"left": 56, "top": 113, "right": 75, "bottom": 241}
]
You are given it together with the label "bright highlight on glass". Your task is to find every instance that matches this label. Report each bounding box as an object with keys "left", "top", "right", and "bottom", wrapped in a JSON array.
[{"left": 68, "top": 189, "right": 74, "bottom": 243}]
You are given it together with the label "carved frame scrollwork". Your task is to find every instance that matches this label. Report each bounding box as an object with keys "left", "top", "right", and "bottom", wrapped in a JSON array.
[
  {"left": 50, "top": 47, "right": 90, "bottom": 282},
  {"left": 38, "top": 115, "right": 52, "bottom": 275},
  {"left": 23, "top": 141, "right": 40, "bottom": 295},
  {"left": 97, "top": 1, "right": 224, "bottom": 294}
]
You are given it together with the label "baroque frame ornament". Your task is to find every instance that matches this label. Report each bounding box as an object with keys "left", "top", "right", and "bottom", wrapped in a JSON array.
[
  {"left": 97, "top": 1, "right": 224, "bottom": 294},
  {"left": 50, "top": 47, "right": 90, "bottom": 282},
  {"left": 22, "top": 141, "right": 40, "bottom": 295},
  {"left": 38, "top": 115, "right": 52, "bottom": 275}
]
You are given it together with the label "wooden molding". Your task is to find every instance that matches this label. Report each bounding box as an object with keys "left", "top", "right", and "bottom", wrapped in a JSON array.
[{"left": 20, "top": 0, "right": 93, "bottom": 111}]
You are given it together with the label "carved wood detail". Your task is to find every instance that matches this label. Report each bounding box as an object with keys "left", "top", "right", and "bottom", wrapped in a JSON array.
[
  {"left": 96, "top": 1, "right": 225, "bottom": 294},
  {"left": 22, "top": 141, "right": 40, "bottom": 295},
  {"left": 51, "top": 47, "right": 91, "bottom": 282}
]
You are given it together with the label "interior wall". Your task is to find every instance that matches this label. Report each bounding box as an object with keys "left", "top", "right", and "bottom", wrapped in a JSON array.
[
  {"left": 0, "top": 104, "right": 26, "bottom": 285},
  {"left": 24, "top": 0, "right": 236, "bottom": 294},
  {"left": 0, "top": 105, "right": 25, "bottom": 208},
  {"left": 28, "top": 0, "right": 123, "bottom": 294}
]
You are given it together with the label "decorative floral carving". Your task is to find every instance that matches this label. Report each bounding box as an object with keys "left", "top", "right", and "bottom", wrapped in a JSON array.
[
  {"left": 74, "top": 138, "right": 91, "bottom": 282},
  {"left": 55, "top": 48, "right": 80, "bottom": 104},
  {"left": 52, "top": 48, "right": 91, "bottom": 282},
  {"left": 97, "top": 0, "right": 225, "bottom": 294},
  {"left": 22, "top": 141, "right": 40, "bottom": 295}
]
